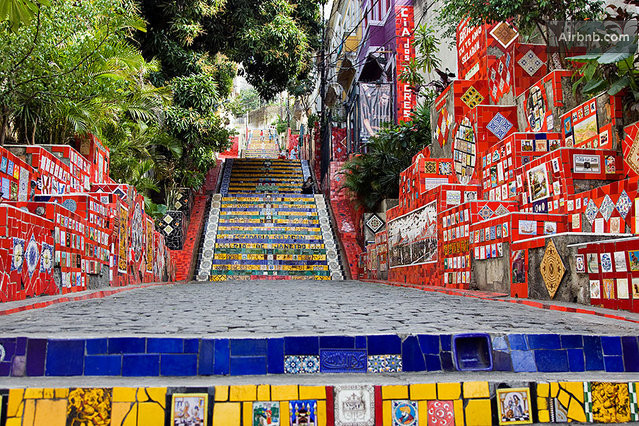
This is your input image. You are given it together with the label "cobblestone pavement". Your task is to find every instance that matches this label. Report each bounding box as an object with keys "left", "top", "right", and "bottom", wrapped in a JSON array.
[{"left": 1, "top": 280, "right": 638, "bottom": 337}]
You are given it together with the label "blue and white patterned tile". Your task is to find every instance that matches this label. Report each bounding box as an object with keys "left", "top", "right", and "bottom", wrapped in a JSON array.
[
  {"left": 367, "top": 354, "right": 402, "bottom": 373},
  {"left": 616, "top": 190, "right": 632, "bottom": 219},
  {"left": 599, "top": 195, "right": 615, "bottom": 221},
  {"left": 486, "top": 112, "right": 513, "bottom": 140},
  {"left": 284, "top": 355, "right": 320, "bottom": 374},
  {"left": 584, "top": 199, "right": 599, "bottom": 224}
]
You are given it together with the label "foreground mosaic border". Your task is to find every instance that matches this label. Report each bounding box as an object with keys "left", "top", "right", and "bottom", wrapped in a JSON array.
[
  {"left": 0, "top": 333, "right": 637, "bottom": 378},
  {"left": 2, "top": 381, "right": 638, "bottom": 425}
]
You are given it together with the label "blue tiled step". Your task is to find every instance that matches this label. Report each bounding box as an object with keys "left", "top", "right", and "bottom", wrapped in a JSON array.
[
  {"left": 5, "top": 333, "right": 636, "bottom": 377},
  {"left": 209, "top": 259, "right": 328, "bottom": 266}
]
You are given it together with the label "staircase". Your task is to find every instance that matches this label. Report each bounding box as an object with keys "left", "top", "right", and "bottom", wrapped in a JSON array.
[
  {"left": 197, "top": 159, "right": 343, "bottom": 281},
  {"left": 244, "top": 129, "right": 279, "bottom": 158}
]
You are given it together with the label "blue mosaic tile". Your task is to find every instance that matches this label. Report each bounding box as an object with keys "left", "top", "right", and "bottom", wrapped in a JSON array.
[
  {"left": 213, "top": 339, "right": 230, "bottom": 375},
  {"left": 511, "top": 350, "right": 537, "bottom": 372},
  {"left": 230, "top": 356, "right": 267, "bottom": 376},
  {"left": 46, "top": 340, "right": 84, "bottom": 376},
  {"left": 508, "top": 334, "right": 528, "bottom": 351},
  {"left": 603, "top": 356, "right": 625, "bottom": 372},
  {"left": 86, "top": 338, "right": 108, "bottom": 355},
  {"left": 231, "top": 339, "right": 267, "bottom": 357},
  {"left": 401, "top": 336, "right": 426, "bottom": 372},
  {"left": 367, "top": 355, "right": 402, "bottom": 372},
  {"left": 84, "top": 355, "right": 122, "bottom": 376},
  {"left": 492, "top": 351, "right": 513, "bottom": 371},
  {"left": 527, "top": 334, "right": 561, "bottom": 350},
  {"left": 440, "top": 335, "right": 452, "bottom": 352},
  {"left": 492, "top": 336, "right": 508, "bottom": 351},
  {"left": 418, "top": 335, "right": 440, "bottom": 354},
  {"left": 567, "top": 349, "right": 585, "bottom": 372},
  {"left": 355, "top": 336, "right": 367, "bottom": 349},
  {"left": 161, "top": 354, "right": 198, "bottom": 376},
  {"left": 16, "top": 337, "right": 26, "bottom": 356},
  {"left": 0, "top": 363, "right": 11, "bottom": 376},
  {"left": 601, "top": 336, "right": 622, "bottom": 356},
  {"left": 147, "top": 338, "right": 183, "bottom": 353},
  {"left": 184, "top": 339, "right": 199, "bottom": 353},
  {"left": 368, "top": 335, "right": 401, "bottom": 355},
  {"left": 122, "top": 355, "right": 159, "bottom": 377},
  {"left": 534, "top": 350, "right": 568, "bottom": 372},
  {"left": 622, "top": 336, "right": 639, "bottom": 372},
  {"left": 267, "top": 338, "right": 284, "bottom": 374},
  {"left": 108, "top": 337, "right": 145, "bottom": 354},
  {"left": 319, "top": 336, "right": 355, "bottom": 349},
  {"left": 425, "top": 354, "right": 442, "bottom": 371},
  {"left": 26, "top": 338, "right": 47, "bottom": 376},
  {"left": 284, "top": 337, "right": 319, "bottom": 355},
  {"left": 319, "top": 349, "right": 366, "bottom": 373},
  {"left": 440, "top": 351, "right": 455, "bottom": 371},
  {"left": 583, "top": 336, "right": 604, "bottom": 371},
  {"left": 284, "top": 355, "right": 320, "bottom": 374},
  {"left": 561, "top": 335, "right": 583, "bottom": 349},
  {"left": 198, "top": 340, "right": 215, "bottom": 375}
]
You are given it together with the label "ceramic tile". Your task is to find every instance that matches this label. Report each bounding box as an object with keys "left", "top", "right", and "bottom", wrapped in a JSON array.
[
  {"left": 392, "top": 400, "right": 418, "bottom": 425},
  {"left": 367, "top": 355, "right": 402, "bottom": 373},
  {"left": 284, "top": 356, "right": 320, "bottom": 374},
  {"left": 334, "top": 385, "right": 374, "bottom": 425},
  {"left": 426, "top": 400, "right": 454, "bottom": 426},
  {"left": 540, "top": 240, "right": 565, "bottom": 299},
  {"left": 496, "top": 387, "right": 532, "bottom": 425}
]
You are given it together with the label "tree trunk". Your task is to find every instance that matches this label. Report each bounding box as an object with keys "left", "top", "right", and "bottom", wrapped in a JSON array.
[{"left": 0, "top": 107, "right": 8, "bottom": 146}]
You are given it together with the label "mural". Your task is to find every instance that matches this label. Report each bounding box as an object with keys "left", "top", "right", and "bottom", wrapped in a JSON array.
[{"left": 388, "top": 201, "right": 438, "bottom": 268}]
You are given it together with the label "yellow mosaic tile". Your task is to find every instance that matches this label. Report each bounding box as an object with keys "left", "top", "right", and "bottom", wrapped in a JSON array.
[
  {"left": 382, "top": 385, "right": 408, "bottom": 400},
  {"left": 271, "top": 385, "right": 298, "bottom": 401},
  {"left": 463, "top": 381, "right": 490, "bottom": 399},
  {"left": 561, "top": 381, "right": 584, "bottom": 403},
  {"left": 567, "top": 397, "right": 587, "bottom": 422},
  {"left": 215, "top": 385, "right": 229, "bottom": 401},
  {"left": 113, "top": 387, "right": 137, "bottom": 402},
  {"left": 242, "top": 401, "right": 253, "bottom": 425},
  {"left": 6, "top": 419, "right": 21, "bottom": 426},
  {"left": 257, "top": 384, "right": 270, "bottom": 401},
  {"left": 212, "top": 402, "right": 241, "bottom": 425},
  {"left": 464, "top": 398, "right": 492, "bottom": 425},
  {"left": 229, "top": 385, "right": 257, "bottom": 401},
  {"left": 299, "top": 386, "right": 326, "bottom": 400},
  {"left": 537, "top": 383, "right": 549, "bottom": 398},
  {"left": 538, "top": 409, "right": 550, "bottom": 422},
  {"left": 454, "top": 399, "right": 465, "bottom": 426},
  {"left": 55, "top": 388, "right": 69, "bottom": 399},
  {"left": 24, "top": 388, "right": 43, "bottom": 399},
  {"left": 145, "top": 388, "right": 166, "bottom": 404},
  {"left": 437, "top": 382, "right": 462, "bottom": 400},
  {"left": 138, "top": 401, "right": 165, "bottom": 425},
  {"left": 382, "top": 400, "right": 393, "bottom": 426},
  {"left": 591, "top": 382, "right": 630, "bottom": 423},
  {"left": 22, "top": 399, "right": 36, "bottom": 426},
  {"left": 537, "top": 396, "right": 547, "bottom": 410},
  {"left": 34, "top": 399, "right": 66, "bottom": 426},
  {"left": 279, "top": 400, "right": 290, "bottom": 424},
  {"left": 317, "top": 400, "right": 327, "bottom": 426},
  {"left": 550, "top": 382, "right": 560, "bottom": 398},
  {"left": 8, "top": 389, "right": 24, "bottom": 417},
  {"left": 557, "top": 388, "right": 571, "bottom": 409},
  {"left": 411, "top": 383, "right": 436, "bottom": 400},
  {"left": 418, "top": 400, "right": 429, "bottom": 422},
  {"left": 42, "top": 388, "right": 55, "bottom": 399}
]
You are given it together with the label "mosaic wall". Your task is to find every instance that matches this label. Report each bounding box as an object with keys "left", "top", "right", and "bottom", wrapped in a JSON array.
[
  {"left": 2, "top": 380, "right": 638, "bottom": 425},
  {"left": 0, "top": 139, "right": 177, "bottom": 302},
  {"left": 357, "top": 16, "right": 639, "bottom": 311}
]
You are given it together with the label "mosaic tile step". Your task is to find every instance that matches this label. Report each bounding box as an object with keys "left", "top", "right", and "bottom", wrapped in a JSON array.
[{"left": 211, "top": 254, "right": 327, "bottom": 261}]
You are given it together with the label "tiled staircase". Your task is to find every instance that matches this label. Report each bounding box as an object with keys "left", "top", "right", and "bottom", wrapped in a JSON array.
[
  {"left": 243, "top": 129, "right": 279, "bottom": 158},
  {"left": 197, "top": 159, "right": 343, "bottom": 281}
]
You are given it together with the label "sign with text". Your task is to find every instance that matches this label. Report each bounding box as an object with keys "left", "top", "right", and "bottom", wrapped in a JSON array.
[
  {"left": 395, "top": 5, "right": 416, "bottom": 123},
  {"left": 457, "top": 18, "right": 486, "bottom": 80}
]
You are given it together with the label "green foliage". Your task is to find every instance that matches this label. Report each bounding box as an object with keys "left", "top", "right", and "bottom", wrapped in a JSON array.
[
  {"left": 398, "top": 24, "right": 441, "bottom": 101},
  {"left": 341, "top": 105, "right": 432, "bottom": 210},
  {"left": 272, "top": 115, "right": 289, "bottom": 134},
  {"left": 227, "top": 88, "right": 262, "bottom": 117},
  {"left": 567, "top": 3, "right": 639, "bottom": 112},
  {"left": 0, "top": 0, "right": 50, "bottom": 31},
  {"left": 439, "top": 0, "right": 603, "bottom": 40}
]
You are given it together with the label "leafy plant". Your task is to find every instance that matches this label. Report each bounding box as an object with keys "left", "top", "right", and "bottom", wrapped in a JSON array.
[
  {"left": 567, "top": 1, "right": 639, "bottom": 112},
  {"left": 341, "top": 104, "right": 432, "bottom": 210}
]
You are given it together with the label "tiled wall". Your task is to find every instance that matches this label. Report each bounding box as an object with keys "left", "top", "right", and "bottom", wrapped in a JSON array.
[
  {"left": 0, "top": 333, "right": 637, "bottom": 378},
  {"left": 3, "top": 380, "right": 638, "bottom": 425}
]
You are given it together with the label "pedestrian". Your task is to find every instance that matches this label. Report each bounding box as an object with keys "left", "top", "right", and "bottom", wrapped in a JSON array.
[{"left": 301, "top": 177, "right": 313, "bottom": 194}]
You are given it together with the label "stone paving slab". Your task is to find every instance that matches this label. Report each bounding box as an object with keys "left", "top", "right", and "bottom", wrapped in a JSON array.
[{"left": 0, "top": 280, "right": 637, "bottom": 337}]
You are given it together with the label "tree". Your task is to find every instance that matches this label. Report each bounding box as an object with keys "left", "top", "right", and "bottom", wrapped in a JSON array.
[
  {"left": 0, "top": 0, "right": 50, "bottom": 31},
  {"left": 227, "top": 88, "right": 262, "bottom": 117},
  {"left": 439, "top": 0, "right": 603, "bottom": 42}
]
